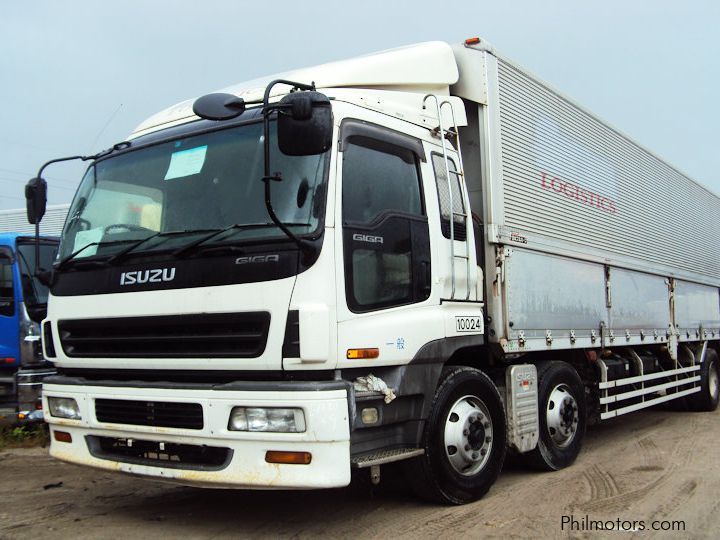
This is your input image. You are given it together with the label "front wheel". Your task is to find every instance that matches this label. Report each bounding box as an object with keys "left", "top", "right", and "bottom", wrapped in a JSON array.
[
  {"left": 523, "top": 361, "right": 586, "bottom": 471},
  {"left": 404, "top": 367, "right": 506, "bottom": 505}
]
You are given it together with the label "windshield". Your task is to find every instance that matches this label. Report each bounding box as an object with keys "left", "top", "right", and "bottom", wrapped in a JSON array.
[
  {"left": 59, "top": 120, "right": 329, "bottom": 261},
  {"left": 16, "top": 242, "right": 58, "bottom": 305}
]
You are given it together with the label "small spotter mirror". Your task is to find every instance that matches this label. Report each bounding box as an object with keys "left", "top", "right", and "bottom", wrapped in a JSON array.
[{"left": 193, "top": 93, "right": 246, "bottom": 121}]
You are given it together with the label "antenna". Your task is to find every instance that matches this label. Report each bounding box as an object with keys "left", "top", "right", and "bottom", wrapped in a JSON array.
[{"left": 88, "top": 103, "right": 123, "bottom": 153}]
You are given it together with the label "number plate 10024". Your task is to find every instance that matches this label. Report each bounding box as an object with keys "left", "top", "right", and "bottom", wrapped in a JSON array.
[{"left": 455, "top": 316, "right": 483, "bottom": 333}]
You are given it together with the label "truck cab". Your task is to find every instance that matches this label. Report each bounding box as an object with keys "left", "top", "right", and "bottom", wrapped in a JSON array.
[{"left": 0, "top": 233, "right": 58, "bottom": 418}]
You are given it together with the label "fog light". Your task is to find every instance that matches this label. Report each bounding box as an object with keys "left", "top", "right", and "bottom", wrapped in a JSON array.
[
  {"left": 361, "top": 407, "right": 379, "bottom": 425},
  {"left": 228, "top": 407, "right": 306, "bottom": 433},
  {"left": 47, "top": 397, "right": 81, "bottom": 420}
]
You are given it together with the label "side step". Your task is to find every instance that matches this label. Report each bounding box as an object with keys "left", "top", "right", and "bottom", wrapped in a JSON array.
[{"left": 351, "top": 448, "right": 424, "bottom": 468}]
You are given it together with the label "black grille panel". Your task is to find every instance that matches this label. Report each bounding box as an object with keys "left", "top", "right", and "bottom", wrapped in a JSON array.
[
  {"left": 87, "top": 436, "right": 230, "bottom": 470},
  {"left": 95, "top": 398, "right": 204, "bottom": 430},
  {"left": 58, "top": 312, "right": 270, "bottom": 358}
]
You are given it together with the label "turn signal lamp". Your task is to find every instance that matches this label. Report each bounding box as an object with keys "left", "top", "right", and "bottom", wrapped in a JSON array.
[
  {"left": 465, "top": 37, "right": 481, "bottom": 46},
  {"left": 346, "top": 348, "right": 379, "bottom": 360},
  {"left": 265, "top": 451, "right": 312, "bottom": 465},
  {"left": 53, "top": 430, "right": 72, "bottom": 443}
]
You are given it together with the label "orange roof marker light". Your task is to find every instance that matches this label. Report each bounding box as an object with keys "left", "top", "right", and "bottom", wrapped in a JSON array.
[
  {"left": 346, "top": 348, "right": 380, "bottom": 360},
  {"left": 465, "top": 37, "right": 481, "bottom": 46}
]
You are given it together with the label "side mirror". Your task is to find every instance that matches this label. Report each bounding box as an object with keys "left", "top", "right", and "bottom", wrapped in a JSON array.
[
  {"left": 25, "top": 177, "right": 47, "bottom": 225},
  {"left": 192, "top": 93, "right": 246, "bottom": 121},
  {"left": 277, "top": 91, "right": 333, "bottom": 156}
]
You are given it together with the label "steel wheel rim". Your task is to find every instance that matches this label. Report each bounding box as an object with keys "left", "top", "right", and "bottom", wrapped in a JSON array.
[
  {"left": 709, "top": 361, "right": 719, "bottom": 401},
  {"left": 444, "top": 394, "right": 493, "bottom": 476},
  {"left": 546, "top": 384, "right": 579, "bottom": 448}
]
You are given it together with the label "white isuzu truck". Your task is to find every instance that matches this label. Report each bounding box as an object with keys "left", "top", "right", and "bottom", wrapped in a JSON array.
[{"left": 26, "top": 38, "right": 719, "bottom": 504}]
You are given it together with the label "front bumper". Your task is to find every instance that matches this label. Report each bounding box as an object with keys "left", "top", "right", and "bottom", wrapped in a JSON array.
[{"left": 43, "top": 380, "right": 351, "bottom": 489}]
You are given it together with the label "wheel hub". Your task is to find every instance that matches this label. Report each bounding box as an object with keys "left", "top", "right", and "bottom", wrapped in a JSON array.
[
  {"left": 467, "top": 422, "right": 486, "bottom": 450},
  {"left": 444, "top": 395, "right": 493, "bottom": 476},
  {"left": 546, "top": 384, "right": 579, "bottom": 448}
]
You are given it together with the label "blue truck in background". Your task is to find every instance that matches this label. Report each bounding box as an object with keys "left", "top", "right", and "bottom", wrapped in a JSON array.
[{"left": 0, "top": 233, "right": 58, "bottom": 421}]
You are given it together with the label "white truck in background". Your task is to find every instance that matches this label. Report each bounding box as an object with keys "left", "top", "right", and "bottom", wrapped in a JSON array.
[{"left": 25, "top": 38, "right": 719, "bottom": 504}]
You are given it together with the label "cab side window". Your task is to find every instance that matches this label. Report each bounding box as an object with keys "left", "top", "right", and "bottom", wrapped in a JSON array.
[
  {"left": 432, "top": 153, "right": 466, "bottom": 240},
  {"left": 343, "top": 138, "right": 422, "bottom": 224},
  {"left": 342, "top": 133, "right": 430, "bottom": 312},
  {"left": 0, "top": 251, "right": 15, "bottom": 317}
]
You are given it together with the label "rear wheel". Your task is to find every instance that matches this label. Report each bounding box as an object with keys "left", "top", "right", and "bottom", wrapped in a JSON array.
[
  {"left": 404, "top": 366, "right": 506, "bottom": 504},
  {"left": 688, "top": 348, "right": 720, "bottom": 412},
  {"left": 523, "top": 361, "right": 586, "bottom": 471}
]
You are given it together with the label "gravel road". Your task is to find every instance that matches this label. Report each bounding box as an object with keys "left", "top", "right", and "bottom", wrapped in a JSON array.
[{"left": 1, "top": 406, "right": 718, "bottom": 539}]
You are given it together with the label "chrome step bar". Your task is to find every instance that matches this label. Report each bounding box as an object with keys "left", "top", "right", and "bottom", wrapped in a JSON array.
[{"left": 351, "top": 448, "right": 425, "bottom": 468}]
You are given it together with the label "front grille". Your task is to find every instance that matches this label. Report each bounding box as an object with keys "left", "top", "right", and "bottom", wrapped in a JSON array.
[
  {"left": 95, "top": 398, "right": 204, "bottom": 430},
  {"left": 58, "top": 312, "right": 270, "bottom": 358},
  {"left": 87, "top": 436, "right": 231, "bottom": 470},
  {"left": 43, "top": 321, "right": 57, "bottom": 358}
]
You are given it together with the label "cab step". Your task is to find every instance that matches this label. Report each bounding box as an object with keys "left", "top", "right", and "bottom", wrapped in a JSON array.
[{"left": 351, "top": 448, "right": 425, "bottom": 468}]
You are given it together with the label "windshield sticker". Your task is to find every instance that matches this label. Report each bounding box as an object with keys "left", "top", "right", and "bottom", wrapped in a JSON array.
[
  {"left": 164, "top": 145, "right": 208, "bottom": 180},
  {"left": 72, "top": 227, "right": 104, "bottom": 258}
]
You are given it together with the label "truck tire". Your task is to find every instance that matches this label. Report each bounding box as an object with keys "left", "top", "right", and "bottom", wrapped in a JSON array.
[
  {"left": 688, "top": 348, "right": 720, "bottom": 412},
  {"left": 523, "top": 361, "right": 586, "bottom": 471},
  {"left": 404, "top": 366, "right": 506, "bottom": 505}
]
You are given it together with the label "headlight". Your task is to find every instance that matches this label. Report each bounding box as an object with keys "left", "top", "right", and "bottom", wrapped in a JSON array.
[
  {"left": 228, "top": 407, "right": 305, "bottom": 433},
  {"left": 47, "top": 397, "right": 81, "bottom": 420}
]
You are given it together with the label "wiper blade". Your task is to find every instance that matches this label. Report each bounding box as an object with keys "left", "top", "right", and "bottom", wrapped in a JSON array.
[
  {"left": 105, "top": 229, "right": 216, "bottom": 265},
  {"left": 54, "top": 242, "right": 108, "bottom": 271},
  {"left": 173, "top": 222, "right": 310, "bottom": 258}
]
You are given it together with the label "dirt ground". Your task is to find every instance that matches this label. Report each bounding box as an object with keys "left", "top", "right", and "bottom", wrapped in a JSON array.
[{"left": 0, "top": 407, "right": 718, "bottom": 539}]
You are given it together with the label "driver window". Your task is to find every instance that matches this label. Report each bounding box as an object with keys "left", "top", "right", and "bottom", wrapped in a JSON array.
[
  {"left": 342, "top": 138, "right": 422, "bottom": 225},
  {"left": 0, "top": 252, "right": 15, "bottom": 317},
  {"left": 342, "top": 137, "right": 426, "bottom": 312}
]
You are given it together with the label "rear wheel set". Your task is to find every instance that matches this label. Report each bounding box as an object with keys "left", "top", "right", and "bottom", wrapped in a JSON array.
[{"left": 523, "top": 361, "right": 586, "bottom": 471}]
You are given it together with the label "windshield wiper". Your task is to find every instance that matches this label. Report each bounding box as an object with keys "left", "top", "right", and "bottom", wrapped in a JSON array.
[
  {"left": 105, "top": 229, "right": 217, "bottom": 265},
  {"left": 172, "top": 222, "right": 310, "bottom": 258},
  {"left": 54, "top": 242, "right": 112, "bottom": 271}
]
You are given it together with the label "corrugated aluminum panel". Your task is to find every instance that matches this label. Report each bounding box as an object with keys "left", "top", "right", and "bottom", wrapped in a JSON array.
[
  {"left": 0, "top": 205, "right": 69, "bottom": 236},
  {"left": 495, "top": 58, "right": 719, "bottom": 286}
]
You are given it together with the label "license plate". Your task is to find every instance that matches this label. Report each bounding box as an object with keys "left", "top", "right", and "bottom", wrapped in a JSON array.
[{"left": 455, "top": 316, "right": 483, "bottom": 333}]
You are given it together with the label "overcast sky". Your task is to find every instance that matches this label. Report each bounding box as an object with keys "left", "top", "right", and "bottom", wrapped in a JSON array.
[{"left": 1, "top": 0, "right": 718, "bottom": 211}]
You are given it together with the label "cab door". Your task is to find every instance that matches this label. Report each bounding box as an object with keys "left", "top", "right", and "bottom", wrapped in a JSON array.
[
  {"left": 0, "top": 246, "right": 20, "bottom": 372},
  {"left": 336, "top": 120, "right": 438, "bottom": 366}
]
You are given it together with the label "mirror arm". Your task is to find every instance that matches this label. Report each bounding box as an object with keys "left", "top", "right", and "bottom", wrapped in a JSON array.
[
  {"left": 30, "top": 141, "right": 132, "bottom": 276},
  {"left": 260, "top": 80, "right": 315, "bottom": 253}
]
